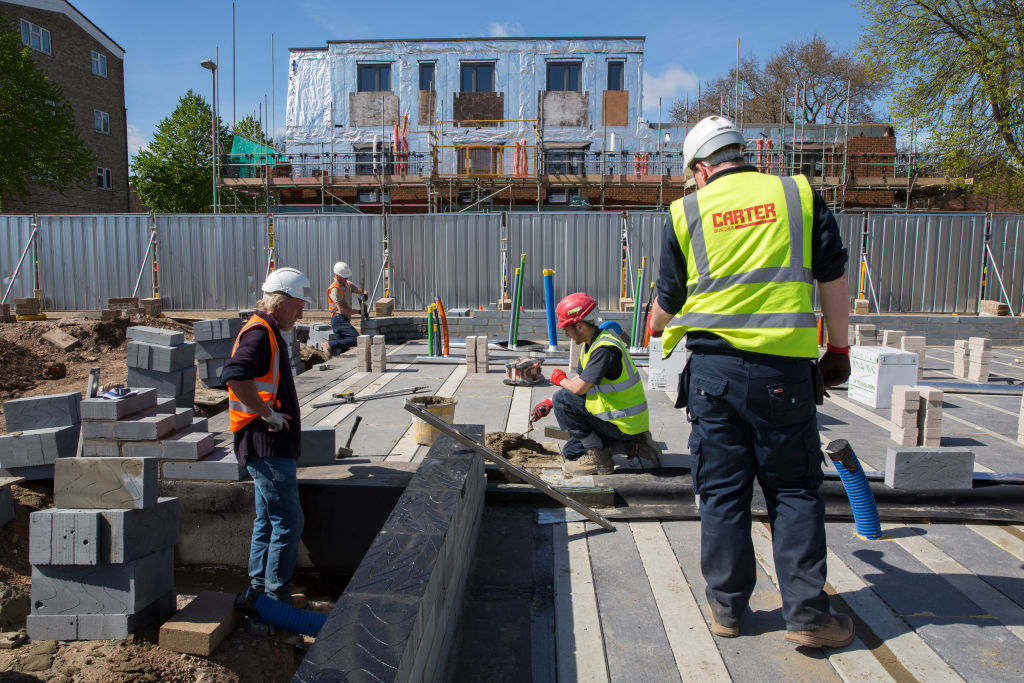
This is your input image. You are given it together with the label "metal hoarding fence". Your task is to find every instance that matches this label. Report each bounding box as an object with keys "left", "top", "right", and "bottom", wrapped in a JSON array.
[{"left": 0, "top": 215, "right": 35, "bottom": 303}]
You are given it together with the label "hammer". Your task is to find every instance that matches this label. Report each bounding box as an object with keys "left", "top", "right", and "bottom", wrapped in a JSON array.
[{"left": 336, "top": 416, "right": 363, "bottom": 459}]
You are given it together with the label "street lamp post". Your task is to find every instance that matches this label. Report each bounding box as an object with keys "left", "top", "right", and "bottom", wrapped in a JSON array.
[{"left": 200, "top": 58, "right": 218, "bottom": 214}]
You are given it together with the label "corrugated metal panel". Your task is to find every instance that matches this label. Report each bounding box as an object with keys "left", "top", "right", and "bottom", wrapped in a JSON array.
[
  {"left": 837, "top": 212, "right": 865, "bottom": 304},
  {"left": 0, "top": 215, "right": 35, "bottom": 302},
  {"left": 156, "top": 215, "right": 266, "bottom": 311},
  {"left": 389, "top": 214, "right": 500, "bottom": 310},
  {"left": 626, "top": 212, "right": 666, "bottom": 307},
  {"left": 988, "top": 215, "right": 1024, "bottom": 313},
  {"left": 508, "top": 213, "right": 621, "bottom": 310},
  {"left": 274, "top": 214, "right": 385, "bottom": 310},
  {"left": 36, "top": 215, "right": 152, "bottom": 310}
]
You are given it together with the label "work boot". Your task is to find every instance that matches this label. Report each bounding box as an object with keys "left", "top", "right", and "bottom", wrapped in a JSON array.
[
  {"left": 707, "top": 606, "right": 739, "bottom": 638},
  {"left": 785, "top": 613, "right": 855, "bottom": 649},
  {"left": 318, "top": 342, "right": 332, "bottom": 357},
  {"left": 628, "top": 431, "right": 663, "bottom": 468},
  {"left": 562, "top": 447, "right": 613, "bottom": 477}
]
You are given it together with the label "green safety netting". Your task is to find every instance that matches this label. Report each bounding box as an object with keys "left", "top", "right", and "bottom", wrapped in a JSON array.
[{"left": 228, "top": 135, "right": 282, "bottom": 178}]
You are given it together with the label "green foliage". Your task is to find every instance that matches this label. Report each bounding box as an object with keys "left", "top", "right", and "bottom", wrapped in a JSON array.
[
  {"left": 0, "top": 12, "right": 94, "bottom": 206},
  {"left": 859, "top": 0, "right": 1024, "bottom": 200},
  {"left": 130, "top": 90, "right": 230, "bottom": 213},
  {"left": 233, "top": 114, "right": 273, "bottom": 147}
]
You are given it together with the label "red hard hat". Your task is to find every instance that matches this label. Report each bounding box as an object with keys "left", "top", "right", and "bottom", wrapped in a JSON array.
[{"left": 555, "top": 292, "right": 597, "bottom": 328}]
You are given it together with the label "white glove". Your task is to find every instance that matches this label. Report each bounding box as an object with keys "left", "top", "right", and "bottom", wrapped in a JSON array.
[{"left": 261, "top": 410, "right": 289, "bottom": 431}]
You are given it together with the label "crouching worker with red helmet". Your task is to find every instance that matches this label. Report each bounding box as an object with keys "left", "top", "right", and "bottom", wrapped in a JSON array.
[{"left": 530, "top": 292, "right": 662, "bottom": 477}]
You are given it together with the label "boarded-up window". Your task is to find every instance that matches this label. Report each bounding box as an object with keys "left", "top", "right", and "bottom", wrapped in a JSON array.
[
  {"left": 453, "top": 92, "right": 504, "bottom": 126},
  {"left": 602, "top": 90, "right": 628, "bottom": 127},
  {"left": 418, "top": 90, "right": 436, "bottom": 126}
]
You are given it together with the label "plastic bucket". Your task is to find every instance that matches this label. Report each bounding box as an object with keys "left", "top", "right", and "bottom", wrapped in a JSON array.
[{"left": 411, "top": 396, "right": 458, "bottom": 445}]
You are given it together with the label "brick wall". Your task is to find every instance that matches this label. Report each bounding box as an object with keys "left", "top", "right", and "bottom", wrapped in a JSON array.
[{"left": 1, "top": 3, "right": 128, "bottom": 213}]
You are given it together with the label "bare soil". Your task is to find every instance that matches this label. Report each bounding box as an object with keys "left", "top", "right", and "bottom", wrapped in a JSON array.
[{"left": 485, "top": 431, "right": 561, "bottom": 468}]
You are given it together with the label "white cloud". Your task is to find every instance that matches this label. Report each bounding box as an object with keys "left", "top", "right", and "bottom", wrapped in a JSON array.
[
  {"left": 643, "top": 66, "right": 699, "bottom": 119},
  {"left": 127, "top": 123, "right": 147, "bottom": 158},
  {"left": 488, "top": 21, "right": 523, "bottom": 38}
]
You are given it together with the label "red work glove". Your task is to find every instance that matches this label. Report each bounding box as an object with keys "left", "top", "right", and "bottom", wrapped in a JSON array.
[
  {"left": 550, "top": 368, "right": 567, "bottom": 387},
  {"left": 646, "top": 311, "right": 662, "bottom": 338},
  {"left": 819, "top": 344, "right": 851, "bottom": 388},
  {"left": 530, "top": 398, "right": 553, "bottom": 423}
]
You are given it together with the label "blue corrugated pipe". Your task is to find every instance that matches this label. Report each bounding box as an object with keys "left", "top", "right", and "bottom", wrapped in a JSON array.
[
  {"left": 824, "top": 439, "right": 882, "bottom": 540},
  {"left": 235, "top": 587, "right": 327, "bottom": 637},
  {"left": 543, "top": 268, "right": 557, "bottom": 352}
]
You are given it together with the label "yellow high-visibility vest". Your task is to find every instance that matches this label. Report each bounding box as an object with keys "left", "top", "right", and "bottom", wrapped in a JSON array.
[{"left": 581, "top": 330, "right": 649, "bottom": 435}]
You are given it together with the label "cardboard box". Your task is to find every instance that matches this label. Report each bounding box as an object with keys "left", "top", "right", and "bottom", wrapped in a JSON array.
[
  {"left": 647, "top": 337, "right": 688, "bottom": 392},
  {"left": 848, "top": 346, "right": 919, "bottom": 409}
]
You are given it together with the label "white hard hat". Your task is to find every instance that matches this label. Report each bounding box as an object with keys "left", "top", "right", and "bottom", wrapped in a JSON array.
[
  {"left": 333, "top": 261, "right": 352, "bottom": 279},
  {"left": 683, "top": 116, "right": 746, "bottom": 172},
  {"left": 262, "top": 267, "right": 312, "bottom": 303}
]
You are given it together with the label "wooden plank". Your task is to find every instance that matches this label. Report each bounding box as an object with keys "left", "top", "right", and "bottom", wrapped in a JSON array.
[
  {"left": 552, "top": 521, "right": 609, "bottom": 683},
  {"left": 825, "top": 548, "right": 963, "bottom": 682},
  {"left": 505, "top": 384, "right": 533, "bottom": 435},
  {"left": 967, "top": 523, "right": 1024, "bottom": 562},
  {"left": 630, "top": 521, "right": 730, "bottom": 682}
]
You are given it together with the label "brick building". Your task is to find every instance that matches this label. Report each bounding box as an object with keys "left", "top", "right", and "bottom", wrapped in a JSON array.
[{"left": 1, "top": 0, "right": 128, "bottom": 213}]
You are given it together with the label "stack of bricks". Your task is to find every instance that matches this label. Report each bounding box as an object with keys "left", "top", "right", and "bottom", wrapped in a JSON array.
[
  {"left": 26, "top": 457, "right": 178, "bottom": 640},
  {"left": 463, "top": 335, "right": 489, "bottom": 373},
  {"left": 882, "top": 330, "right": 905, "bottom": 348},
  {"left": 140, "top": 297, "right": 163, "bottom": 316},
  {"left": 374, "top": 297, "right": 395, "bottom": 317},
  {"left": 854, "top": 324, "right": 879, "bottom": 346},
  {"left": 371, "top": 336, "right": 386, "bottom": 372},
  {"left": 918, "top": 387, "right": 943, "bottom": 447},
  {"left": 125, "top": 326, "right": 196, "bottom": 408},
  {"left": 853, "top": 299, "right": 870, "bottom": 314},
  {"left": 355, "top": 335, "right": 372, "bottom": 372},
  {"left": 952, "top": 340, "right": 969, "bottom": 376},
  {"left": 14, "top": 297, "right": 40, "bottom": 317},
  {"left": 78, "top": 387, "right": 244, "bottom": 482},
  {"left": 979, "top": 299, "right": 1010, "bottom": 316},
  {"left": 0, "top": 303, "right": 14, "bottom": 323},
  {"left": 968, "top": 337, "right": 992, "bottom": 382},
  {"left": 105, "top": 297, "right": 143, "bottom": 320},
  {"left": 194, "top": 318, "right": 242, "bottom": 388},
  {"left": 900, "top": 336, "right": 927, "bottom": 379},
  {"left": 0, "top": 392, "right": 82, "bottom": 480},
  {"left": 890, "top": 385, "right": 943, "bottom": 446}
]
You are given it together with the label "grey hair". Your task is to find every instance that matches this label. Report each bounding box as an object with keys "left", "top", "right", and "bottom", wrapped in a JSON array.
[
  {"left": 696, "top": 144, "right": 745, "bottom": 169},
  {"left": 256, "top": 292, "right": 291, "bottom": 314}
]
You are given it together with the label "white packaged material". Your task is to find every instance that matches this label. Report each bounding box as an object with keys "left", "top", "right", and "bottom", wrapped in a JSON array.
[
  {"left": 848, "top": 346, "right": 919, "bottom": 409},
  {"left": 648, "top": 337, "right": 688, "bottom": 392}
]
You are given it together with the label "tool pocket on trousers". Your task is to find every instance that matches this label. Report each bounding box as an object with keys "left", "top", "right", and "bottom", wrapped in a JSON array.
[
  {"left": 765, "top": 381, "right": 814, "bottom": 425},
  {"left": 689, "top": 374, "right": 727, "bottom": 421}
]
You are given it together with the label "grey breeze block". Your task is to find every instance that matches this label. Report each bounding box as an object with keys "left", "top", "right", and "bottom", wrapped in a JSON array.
[
  {"left": 54, "top": 457, "right": 158, "bottom": 510},
  {"left": 884, "top": 447, "right": 975, "bottom": 490},
  {"left": 127, "top": 366, "right": 197, "bottom": 407},
  {"left": 125, "top": 325, "right": 185, "bottom": 346},
  {"left": 122, "top": 432, "right": 215, "bottom": 461},
  {"left": 82, "top": 412, "right": 178, "bottom": 442},
  {"left": 194, "top": 318, "right": 242, "bottom": 342},
  {"left": 126, "top": 341, "right": 196, "bottom": 373},
  {"left": 2, "top": 392, "right": 81, "bottom": 431},
  {"left": 298, "top": 425, "right": 339, "bottom": 467},
  {"left": 0, "top": 425, "right": 79, "bottom": 468},
  {"left": 81, "top": 388, "right": 158, "bottom": 421},
  {"left": 27, "top": 591, "right": 176, "bottom": 641},
  {"left": 161, "top": 447, "right": 248, "bottom": 482},
  {"left": 195, "top": 338, "right": 235, "bottom": 361}
]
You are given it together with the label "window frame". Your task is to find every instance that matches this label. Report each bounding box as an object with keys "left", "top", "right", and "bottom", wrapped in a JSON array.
[
  {"left": 20, "top": 19, "right": 51, "bottom": 55},
  {"left": 607, "top": 60, "right": 625, "bottom": 91},
  {"left": 357, "top": 63, "right": 391, "bottom": 92},
  {"left": 546, "top": 61, "right": 582, "bottom": 92},
  {"left": 419, "top": 62, "right": 436, "bottom": 91},
  {"left": 460, "top": 62, "right": 495, "bottom": 93},
  {"left": 93, "top": 109, "right": 110, "bottom": 134},
  {"left": 91, "top": 50, "right": 107, "bottom": 77},
  {"left": 96, "top": 167, "right": 112, "bottom": 190}
]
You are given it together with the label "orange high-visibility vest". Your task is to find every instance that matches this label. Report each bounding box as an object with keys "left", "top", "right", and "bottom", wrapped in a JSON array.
[
  {"left": 227, "top": 315, "right": 281, "bottom": 432},
  {"left": 327, "top": 280, "right": 349, "bottom": 315}
]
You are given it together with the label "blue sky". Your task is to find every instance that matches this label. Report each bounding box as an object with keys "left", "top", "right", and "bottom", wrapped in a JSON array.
[{"left": 71, "top": 0, "right": 870, "bottom": 157}]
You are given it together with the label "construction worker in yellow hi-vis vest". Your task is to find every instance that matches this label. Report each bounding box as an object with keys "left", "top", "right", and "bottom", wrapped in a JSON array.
[
  {"left": 648, "top": 116, "right": 855, "bottom": 650},
  {"left": 529, "top": 292, "right": 662, "bottom": 477}
]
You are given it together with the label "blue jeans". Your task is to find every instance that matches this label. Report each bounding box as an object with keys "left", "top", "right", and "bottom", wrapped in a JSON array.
[
  {"left": 686, "top": 352, "right": 829, "bottom": 630},
  {"left": 329, "top": 313, "right": 359, "bottom": 354},
  {"left": 552, "top": 388, "right": 630, "bottom": 460},
  {"left": 246, "top": 456, "right": 304, "bottom": 603}
]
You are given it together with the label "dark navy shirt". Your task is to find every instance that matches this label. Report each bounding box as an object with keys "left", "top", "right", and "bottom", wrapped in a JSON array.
[
  {"left": 220, "top": 311, "right": 302, "bottom": 465},
  {"left": 656, "top": 166, "right": 847, "bottom": 354}
]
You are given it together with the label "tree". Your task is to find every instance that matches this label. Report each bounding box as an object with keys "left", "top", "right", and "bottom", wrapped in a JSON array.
[
  {"left": 0, "top": 12, "right": 94, "bottom": 208},
  {"left": 232, "top": 114, "right": 274, "bottom": 148},
  {"left": 859, "top": 0, "right": 1024, "bottom": 199},
  {"left": 130, "top": 90, "right": 231, "bottom": 213},
  {"left": 669, "top": 35, "right": 887, "bottom": 125}
]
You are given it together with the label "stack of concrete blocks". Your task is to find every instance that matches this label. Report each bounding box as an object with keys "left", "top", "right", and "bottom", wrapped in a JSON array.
[
  {"left": 14, "top": 297, "right": 40, "bottom": 317},
  {"left": 194, "top": 318, "right": 242, "bottom": 388},
  {"left": 282, "top": 328, "right": 303, "bottom": 377},
  {"left": 371, "top": 336, "right": 386, "bottom": 373},
  {"left": 890, "top": 386, "right": 920, "bottom": 446},
  {"left": 355, "top": 335, "right": 372, "bottom": 372},
  {"left": 125, "top": 326, "right": 196, "bottom": 408},
  {"left": 0, "top": 392, "right": 81, "bottom": 480},
  {"left": 918, "top": 387, "right": 943, "bottom": 447},
  {"left": 307, "top": 324, "right": 336, "bottom": 352},
  {"left": 952, "top": 340, "right": 969, "bottom": 377},
  {"left": 26, "top": 456, "right": 177, "bottom": 640},
  {"left": 979, "top": 299, "right": 1011, "bottom": 316},
  {"left": 900, "top": 336, "right": 927, "bottom": 379},
  {"left": 375, "top": 298, "right": 395, "bottom": 317},
  {"left": 0, "top": 303, "right": 14, "bottom": 323},
  {"left": 967, "top": 337, "right": 992, "bottom": 382},
  {"left": 463, "top": 336, "right": 489, "bottom": 373},
  {"left": 854, "top": 324, "right": 879, "bottom": 346},
  {"left": 882, "top": 330, "right": 905, "bottom": 348}
]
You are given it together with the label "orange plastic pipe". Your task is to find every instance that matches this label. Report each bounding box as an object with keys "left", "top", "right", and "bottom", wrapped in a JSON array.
[{"left": 436, "top": 298, "right": 450, "bottom": 356}]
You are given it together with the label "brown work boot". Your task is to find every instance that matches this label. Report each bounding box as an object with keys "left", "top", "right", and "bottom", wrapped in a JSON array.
[
  {"left": 562, "top": 447, "right": 613, "bottom": 477},
  {"left": 708, "top": 607, "right": 739, "bottom": 638},
  {"left": 318, "top": 342, "right": 332, "bottom": 356},
  {"left": 785, "top": 613, "right": 855, "bottom": 649},
  {"left": 628, "top": 431, "right": 663, "bottom": 468}
]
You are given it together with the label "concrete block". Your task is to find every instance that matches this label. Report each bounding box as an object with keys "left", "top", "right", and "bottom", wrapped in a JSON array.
[
  {"left": 299, "top": 426, "right": 338, "bottom": 466},
  {"left": 78, "top": 591, "right": 176, "bottom": 640},
  {"left": 0, "top": 463, "right": 56, "bottom": 481},
  {"left": 891, "top": 425, "right": 919, "bottom": 446},
  {"left": 882, "top": 330, "right": 905, "bottom": 348},
  {"left": 161, "top": 448, "right": 248, "bottom": 481},
  {"left": 371, "top": 336, "right": 387, "bottom": 373},
  {"left": 885, "top": 446, "right": 975, "bottom": 490},
  {"left": 29, "top": 508, "right": 101, "bottom": 565},
  {"left": 42, "top": 328, "right": 80, "bottom": 351},
  {"left": 26, "top": 614, "right": 78, "bottom": 641},
  {"left": 374, "top": 298, "right": 395, "bottom": 317},
  {"left": 355, "top": 335, "right": 372, "bottom": 372},
  {"left": 82, "top": 412, "right": 177, "bottom": 441},
  {"left": 476, "top": 335, "right": 489, "bottom": 373},
  {"left": 81, "top": 440, "right": 123, "bottom": 457},
  {"left": 187, "top": 416, "right": 208, "bottom": 434},
  {"left": 194, "top": 318, "right": 242, "bottom": 342},
  {"left": 123, "top": 432, "right": 214, "bottom": 461},
  {"left": 968, "top": 336, "right": 992, "bottom": 350},
  {"left": 126, "top": 366, "right": 197, "bottom": 403},
  {"left": 195, "top": 339, "right": 234, "bottom": 360},
  {"left": 196, "top": 358, "right": 226, "bottom": 381},
  {"left": 100, "top": 498, "right": 179, "bottom": 564},
  {"left": 967, "top": 365, "right": 990, "bottom": 382},
  {"left": 0, "top": 425, "right": 78, "bottom": 467},
  {"left": 54, "top": 457, "right": 158, "bottom": 509},
  {"left": 30, "top": 546, "right": 174, "bottom": 616},
  {"left": 159, "top": 590, "right": 241, "bottom": 655},
  {"left": 890, "top": 386, "right": 919, "bottom": 412},
  {"left": 569, "top": 339, "right": 582, "bottom": 371},
  {"left": 127, "top": 341, "right": 196, "bottom": 372},
  {"left": 81, "top": 388, "right": 158, "bottom": 421},
  {"left": 3, "top": 392, "right": 81, "bottom": 431},
  {"left": 465, "top": 336, "right": 477, "bottom": 372},
  {"left": 126, "top": 325, "right": 184, "bottom": 346}
]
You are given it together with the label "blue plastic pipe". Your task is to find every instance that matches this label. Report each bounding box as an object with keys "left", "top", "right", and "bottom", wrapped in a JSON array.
[
  {"left": 824, "top": 439, "right": 882, "bottom": 540},
  {"left": 238, "top": 588, "right": 327, "bottom": 637},
  {"left": 543, "top": 268, "right": 557, "bottom": 352}
]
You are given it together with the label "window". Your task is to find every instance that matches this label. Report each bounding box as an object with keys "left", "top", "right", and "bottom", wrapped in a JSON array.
[
  {"left": 607, "top": 61, "right": 624, "bottom": 91},
  {"left": 96, "top": 167, "right": 112, "bottom": 190},
  {"left": 546, "top": 61, "right": 581, "bottom": 92},
  {"left": 20, "top": 19, "right": 51, "bottom": 54},
  {"left": 357, "top": 64, "right": 390, "bottom": 92},
  {"left": 92, "top": 51, "right": 107, "bottom": 77},
  {"left": 354, "top": 145, "right": 390, "bottom": 175},
  {"left": 419, "top": 62, "right": 435, "bottom": 91},
  {"left": 358, "top": 189, "right": 389, "bottom": 203},
  {"left": 460, "top": 62, "right": 494, "bottom": 93},
  {"left": 547, "top": 188, "right": 581, "bottom": 204},
  {"left": 547, "top": 149, "right": 585, "bottom": 174},
  {"left": 94, "top": 110, "right": 110, "bottom": 134}
]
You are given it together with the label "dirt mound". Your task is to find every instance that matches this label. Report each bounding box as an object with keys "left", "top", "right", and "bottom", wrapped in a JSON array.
[
  {"left": 485, "top": 431, "right": 560, "bottom": 467},
  {"left": 0, "top": 339, "right": 49, "bottom": 400}
]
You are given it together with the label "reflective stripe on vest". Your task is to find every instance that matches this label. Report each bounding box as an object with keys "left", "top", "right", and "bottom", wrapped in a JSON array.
[
  {"left": 581, "top": 330, "right": 649, "bottom": 435},
  {"left": 227, "top": 315, "right": 281, "bottom": 432},
  {"left": 662, "top": 172, "right": 818, "bottom": 359}
]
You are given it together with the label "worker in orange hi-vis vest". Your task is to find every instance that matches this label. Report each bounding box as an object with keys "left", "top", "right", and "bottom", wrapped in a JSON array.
[
  {"left": 223, "top": 267, "right": 310, "bottom": 606},
  {"left": 324, "top": 261, "right": 366, "bottom": 356}
]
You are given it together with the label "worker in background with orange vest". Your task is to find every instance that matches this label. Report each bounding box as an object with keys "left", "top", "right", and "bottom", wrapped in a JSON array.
[
  {"left": 324, "top": 261, "right": 366, "bottom": 356},
  {"left": 223, "top": 267, "right": 310, "bottom": 605},
  {"left": 648, "top": 116, "right": 853, "bottom": 649}
]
